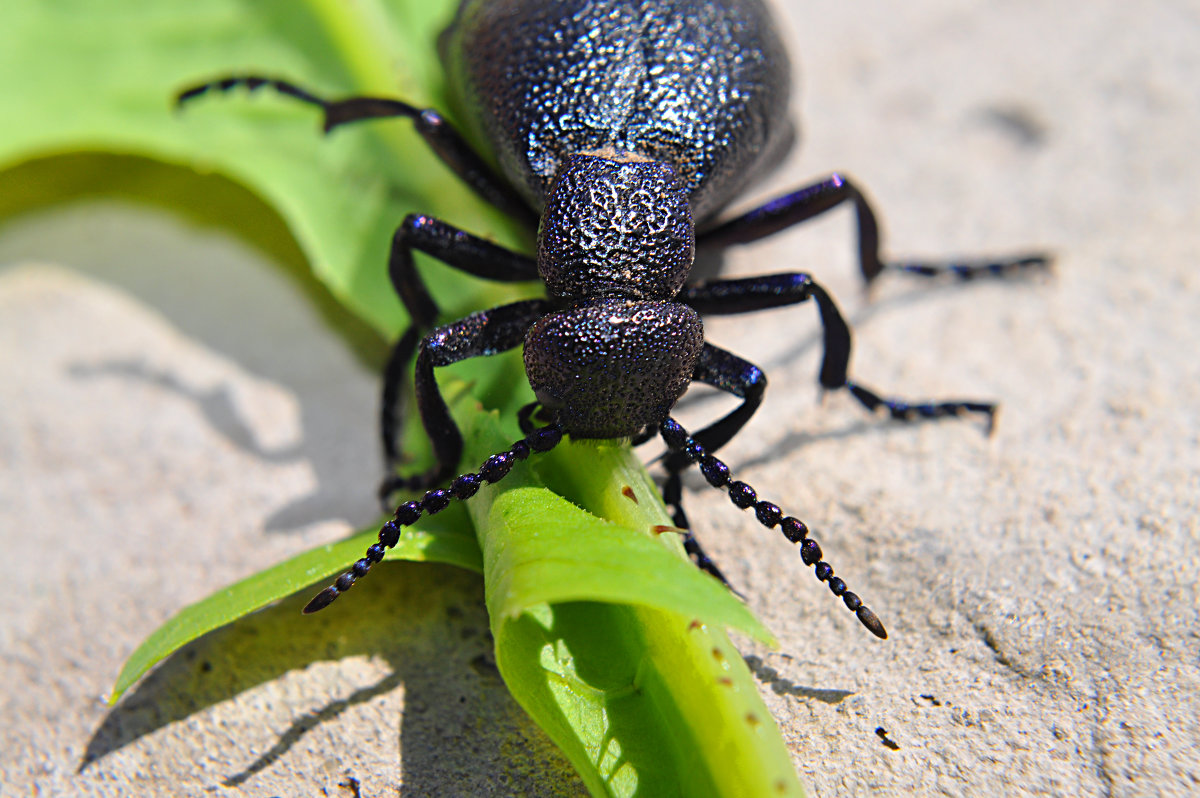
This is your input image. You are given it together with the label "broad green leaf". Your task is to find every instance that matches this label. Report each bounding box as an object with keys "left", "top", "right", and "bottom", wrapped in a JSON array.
[
  {"left": 109, "top": 506, "right": 482, "bottom": 703},
  {"left": 0, "top": 0, "right": 531, "bottom": 338},
  {"left": 458, "top": 410, "right": 802, "bottom": 797},
  {"left": 482, "top": 486, "right": 769, "bottom": 637}
]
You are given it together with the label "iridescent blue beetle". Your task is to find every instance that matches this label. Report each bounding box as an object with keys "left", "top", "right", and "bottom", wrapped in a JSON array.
[{"left": 180, "top": 0, "right": 1047, "bottom": 637}]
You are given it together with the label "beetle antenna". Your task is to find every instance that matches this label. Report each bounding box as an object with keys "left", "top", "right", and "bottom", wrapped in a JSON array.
[
  {"left": 658, "top": 417, "right": 888, "bottom": 639},
  {"left": 303, "top": 421, "right": 564, "bottom": 614}
]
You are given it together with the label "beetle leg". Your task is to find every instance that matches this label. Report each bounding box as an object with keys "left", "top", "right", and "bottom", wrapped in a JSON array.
[
  {"left": 380, "top": 299, "right": 553, "bottom": 498},
  {"left": 660, "top": 468, "right": 736, "bottom": 590},
  {"left": 515, "top": 402, "right": 559, "bottom": 435},
  {"left": 682, "top": 273, "right": 997, "bottom": 433},
  {"left": 697, "top": 173, "right": 1049, "bottom": 283},
  {"left": 679, "top": 344, "right": 768, "bottom": 455},
  {"left": 379, "top": 216, "right": 540, "bottom": 504},
  {"left": 176, "top": 75, "right": 537, "bottom": 224}
]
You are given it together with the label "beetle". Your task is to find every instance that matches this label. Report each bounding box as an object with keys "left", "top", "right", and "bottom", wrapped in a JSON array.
[{"left": 179, "top": 0, "right": 1047, "bottom": 638}]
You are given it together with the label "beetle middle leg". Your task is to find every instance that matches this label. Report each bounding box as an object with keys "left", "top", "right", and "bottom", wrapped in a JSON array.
[
  {"left": 380, "top": 215, "right": 540, "bottom": 502},
  {"left": 176, "top": 76, "right": 536, "bottom": 224},
  {"left": 697, "top": 174, "right": 1049, "bottom": 283},
  {"left": 380, "top": 218, "right": 539, "bottom": 497},
  {"left": 683, "top": 273, "right": 998, "bottom": 431}
]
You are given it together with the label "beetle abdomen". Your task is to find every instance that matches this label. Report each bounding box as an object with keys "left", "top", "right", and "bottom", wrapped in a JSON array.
[{"left": 442, "top": 0, "right": 793, "bottom": 220}]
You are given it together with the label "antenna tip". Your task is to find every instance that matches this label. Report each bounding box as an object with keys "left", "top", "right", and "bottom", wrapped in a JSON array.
[
  {"left": 303, "top": 586, "right": 340, "bottom": 614},
  {"left": 857, "top": 606, "right": 888, "bottom": 639}
]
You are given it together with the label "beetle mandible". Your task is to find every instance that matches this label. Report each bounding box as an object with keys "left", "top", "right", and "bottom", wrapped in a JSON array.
[{"left": 179, "top": 0, "right": 1047, "bottom": 637}]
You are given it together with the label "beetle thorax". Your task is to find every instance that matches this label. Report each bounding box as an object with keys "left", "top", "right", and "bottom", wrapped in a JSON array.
[
  {"left": 536, "top": 152, "right": 694, "bottom": 301},
  {"left": 527, "top": 152, "right": 702, "bottom": 438}
]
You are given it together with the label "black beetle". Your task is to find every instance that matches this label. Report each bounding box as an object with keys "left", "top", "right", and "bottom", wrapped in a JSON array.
[{"left": 179, "top": 0, "right": 1047, "bottom": 638}]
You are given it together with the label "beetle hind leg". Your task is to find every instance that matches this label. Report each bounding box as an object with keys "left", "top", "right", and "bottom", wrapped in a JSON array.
[{"left": 175, "top": 74, "right": 537, "bottom": 223}]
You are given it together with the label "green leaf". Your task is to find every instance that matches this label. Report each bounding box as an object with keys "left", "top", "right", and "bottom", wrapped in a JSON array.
[
  {"left": 481, "top": 486, "right": 769, "bottom": 637},
  {"left": 0, "top": 0, "right": 532, "bottom": 338},
  {"left": 457, "top": 409, "right": 802, "bottom": 797},
  {"left": 109, "top": 504, "right": 482, "bottom": 703}
]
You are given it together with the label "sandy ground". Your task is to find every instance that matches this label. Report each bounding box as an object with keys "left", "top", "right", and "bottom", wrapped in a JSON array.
[{"left": 2, "top": 1, "right": 1198, "bottom": 796}]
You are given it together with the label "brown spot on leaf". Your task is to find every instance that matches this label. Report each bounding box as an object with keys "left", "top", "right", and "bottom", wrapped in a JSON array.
[{"left": 621, "top": 485, "right": 638, "bottom": 503}]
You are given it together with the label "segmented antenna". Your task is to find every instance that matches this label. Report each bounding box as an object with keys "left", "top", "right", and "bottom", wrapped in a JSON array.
[
  {"left": 658, "top": 417, "right": 888, "bottom": 639},
  {"left": 303, "top": 423, "right": 564, "bottom": 614}
]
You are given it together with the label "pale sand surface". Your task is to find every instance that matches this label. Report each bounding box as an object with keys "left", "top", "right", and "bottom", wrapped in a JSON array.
[{"left": 2, "top": 1, "right": 1198, "bottom": 795}]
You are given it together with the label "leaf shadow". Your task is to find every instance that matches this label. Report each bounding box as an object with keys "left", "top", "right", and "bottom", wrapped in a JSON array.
[
  {"left": 83, "top": 562, "right": 584, "bottom": 796},
  {"left": 64, "top": 357, "right": 374, "bottom": 531},
  {"left": 3, "top": 154, "right": 393, "bottom": 535}
]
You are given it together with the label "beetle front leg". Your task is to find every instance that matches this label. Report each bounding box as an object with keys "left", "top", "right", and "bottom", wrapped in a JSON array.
[
  {"left": 385, "top": 299, "right": 553, "bottom": 494},
  {"left": 697, "top": 173, "right": 1049, "bottom": 283},
  {"left": 662, "top": 343, "right": 767, "bottom": 485}
]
